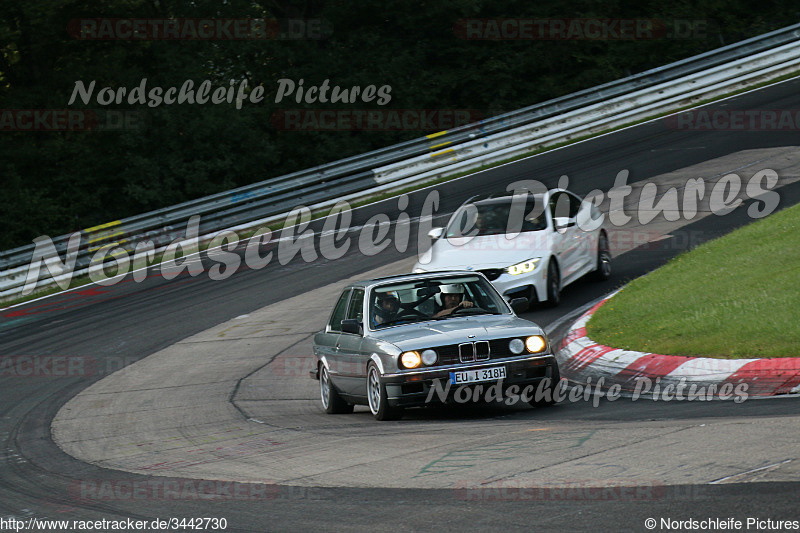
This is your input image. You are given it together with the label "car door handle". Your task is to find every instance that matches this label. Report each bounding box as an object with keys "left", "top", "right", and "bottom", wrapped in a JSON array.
[{"left": 335, "top": 344, "right": 341, "bottom": 351}]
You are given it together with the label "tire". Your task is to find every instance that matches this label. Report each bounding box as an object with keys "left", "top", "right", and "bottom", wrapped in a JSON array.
[
  {"left": 367, "top": 363, "right": 404, "bottom": 421},
  {"left": 594, "top": 232, "right": 612, "bottom": 281},
  {"left": 320, "top": 365, "right": 354, "bottom": 414},
  {"left": 528, "top": 363, "right": 561, "bottom": 408},
  {"left": 545, "top": 259, "right": 561, "bottom": 307}
]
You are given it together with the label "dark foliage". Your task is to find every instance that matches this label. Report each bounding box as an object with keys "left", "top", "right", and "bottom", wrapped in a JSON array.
[{"left": 1, "top": 0, "right": 796, "bottom": 248}]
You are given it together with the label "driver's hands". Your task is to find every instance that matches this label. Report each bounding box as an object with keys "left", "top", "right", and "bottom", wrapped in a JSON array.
[{"left": 433, "top": 300, "right": 474, "bottom": 318}]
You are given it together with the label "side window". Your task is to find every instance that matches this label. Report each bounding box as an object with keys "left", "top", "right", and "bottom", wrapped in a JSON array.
[
  {"left": 470, "top": 283, "right": 500, "bottom": 313},
  {"left": 521, "top": 197, "right": 547, "bottom": 231},
  {"left": 550, "top": 192, "right": 579, "bottom": 220},
  {"left": 549, "top": 192, "right": 568, "bottom": 219},
  {"left": 346, "top": 289, "right": 365, "bottom": 324},
  {"left": 328, "top": 289, "right": 350, "bottom": 332},
  {"left": 567, "top": 193, "right": 582, "bottom": 218}
]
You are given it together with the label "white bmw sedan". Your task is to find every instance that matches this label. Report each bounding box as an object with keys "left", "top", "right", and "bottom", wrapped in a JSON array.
[{"left": 413, "top": 189, "right": 611, "bottom": 308}]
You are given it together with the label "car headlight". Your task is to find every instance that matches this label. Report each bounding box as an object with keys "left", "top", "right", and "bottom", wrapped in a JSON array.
[
  {"left": 525, "top": 335, "right": 547, "bottom": 353},
  {"left": 421, "top": 349, "right": 438, "bottom": 365},
  {"left": 400, "top": 351, "right": 422, "bottom": 369},
  {"left": 413, "top": 268, "right": 427, "bottom": 273},
  {"left": 509, "top": 338, "right": 525, "bottom": 354},
  {"left": 507, "top": 258, "right": 541, "bottom": 276}
]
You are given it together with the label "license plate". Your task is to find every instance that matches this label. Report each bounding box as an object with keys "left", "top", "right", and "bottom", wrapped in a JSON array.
[{"left": 450, "top": 366, "right": 506, "bottom": 385}]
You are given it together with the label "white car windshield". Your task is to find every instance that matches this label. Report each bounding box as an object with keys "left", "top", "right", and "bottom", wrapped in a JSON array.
[
  {"left": 369, "top": 275, "right": 510, "bottom": 329},
  {"left": 445, "top": 196, "right": 547, "bottom": 237}
]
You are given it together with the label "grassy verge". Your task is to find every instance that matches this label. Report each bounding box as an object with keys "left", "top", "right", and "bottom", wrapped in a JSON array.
[
  {"left": 3, "top": 70, "right": 800, "bottom": 310},
  {"left": 587, "top": 203, "right": 800, "bottom": 358}
]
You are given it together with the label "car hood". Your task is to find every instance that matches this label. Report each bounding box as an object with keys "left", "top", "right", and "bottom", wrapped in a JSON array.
[
  {"left": 370, "top": 314, "right": 545, "bottom": 352},
  {"left": 416, "top": 232, "right": 552, "bottom": 270}
]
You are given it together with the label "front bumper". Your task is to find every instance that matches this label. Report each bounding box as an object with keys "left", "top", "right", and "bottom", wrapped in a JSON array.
[
  {"left": 381, "top": 354, "right": 557, "bottom": 407},
  {"left": 415, "top": 263, "right": 548, "bottom": 303},
  {"left": 489, "top": 268, "right": 547, "bottom": 304}
]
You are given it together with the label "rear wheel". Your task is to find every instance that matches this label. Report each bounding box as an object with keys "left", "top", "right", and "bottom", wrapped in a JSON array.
[
  {"left": 367, "top": 363, "right": 404, "bottom": 421},
  {"left": 320, "top": 365, "right": 353, "bottom": 414},
  {"left": 594, "top": 232, "right": 612, "bottom": 281},
  {"left": 545, "top": 259, "right": 561, "bottom": 307}
]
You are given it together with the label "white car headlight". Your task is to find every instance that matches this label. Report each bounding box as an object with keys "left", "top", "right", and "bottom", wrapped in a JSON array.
[{"left": 506, "top": 258, "right": 541, "bottom": 276}]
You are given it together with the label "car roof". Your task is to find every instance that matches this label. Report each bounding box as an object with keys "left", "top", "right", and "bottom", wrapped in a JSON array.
[{"left": 464, "top": 190, "right": 548, "bottom": 205}]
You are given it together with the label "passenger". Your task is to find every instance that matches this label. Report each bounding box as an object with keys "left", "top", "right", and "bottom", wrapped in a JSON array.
[
  {"left": 432, "top": 284, "right": 474, "bottom": 318},
  {"left": 373, "top": 294, "right": 400, "bottom": 325},
  {"left": 474, "top": 211, "right": 496, "bottom": 234},
  {"left": 474, "top": 209, "right": 504, "bottom": 235}
]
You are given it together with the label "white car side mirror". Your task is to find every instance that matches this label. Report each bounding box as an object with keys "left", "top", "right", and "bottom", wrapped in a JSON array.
[
  {"left": 553, "top": 217, "right": 573, "bottom": 231},
  {"left": 427, "top": 227, "right": 444, "bottom": 239}
]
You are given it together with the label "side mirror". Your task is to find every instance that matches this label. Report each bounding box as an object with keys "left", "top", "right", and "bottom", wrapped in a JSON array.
[
  {"left": 427, "top": 227, "right": 444, "bottom": 239},
  {"left": 341, "top": 319, "right": 362, "bottom": 335},
  {"left": 553, "top": 217, "right": 574, "bottom": 232},
  {"left": 509, "top": 297, "right": 529, "bottom": 314}
]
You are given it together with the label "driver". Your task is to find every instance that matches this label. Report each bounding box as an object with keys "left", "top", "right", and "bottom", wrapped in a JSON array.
[
  {"left": 373, "top": 294, "right": 400, "bottom": 326},
  {"left": 432, "top": 284, "right": 474, "bottom": 318}
]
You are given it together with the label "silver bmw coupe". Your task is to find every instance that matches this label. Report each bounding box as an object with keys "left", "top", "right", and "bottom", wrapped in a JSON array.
[{"left": 312, "top": 271, "right": 561, "bottom": 420}]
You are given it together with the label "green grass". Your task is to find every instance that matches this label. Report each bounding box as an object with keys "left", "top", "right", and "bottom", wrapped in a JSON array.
[
  {"left": 587, "top": 203, "right": 800, "bottom": 358},
  {"left": 3, "top": 70, "right": 800, "bottom": 310}
]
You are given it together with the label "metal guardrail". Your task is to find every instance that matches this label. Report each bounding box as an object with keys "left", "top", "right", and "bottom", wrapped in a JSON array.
[
  {"left": 372, "top": 39, "right": 800, "bottom": 184},
  {"left": 3, "top": 22, "right": 800, "bottom": 298}
]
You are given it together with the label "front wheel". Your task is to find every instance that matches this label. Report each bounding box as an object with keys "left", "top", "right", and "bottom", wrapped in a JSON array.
[
  {"left": 320, "top": 365, "right": 353, "bottom": 414},
  {"left": 594, "top": 232, "right": 612, "bottom": 281},
  {"left": 367, "top": 364, "right": 404, "bottom": 421},
  {"left": 545, "top": 259, "right": 561, "bottom": 307}
]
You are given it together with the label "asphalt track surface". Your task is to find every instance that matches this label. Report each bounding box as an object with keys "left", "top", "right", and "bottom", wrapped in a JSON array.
[{"left": 2, "top": 79, "right": 800, "bottom": 531}]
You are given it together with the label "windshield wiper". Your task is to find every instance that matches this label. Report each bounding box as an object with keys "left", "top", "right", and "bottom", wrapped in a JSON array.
[
  {"left": 432, "top": 309, "right": 501, "bottom": 319},
  {"left": 376, "top": 316, "right": 429, "bottom": 327}
]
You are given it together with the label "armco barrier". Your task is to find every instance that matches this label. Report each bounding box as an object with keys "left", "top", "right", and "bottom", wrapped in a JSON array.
[
  {"left": 3, "top": 23, "right": 800, "bottom": 300},
  {"left": 372, "top": 40, "right": 800, "bottom": 184}
]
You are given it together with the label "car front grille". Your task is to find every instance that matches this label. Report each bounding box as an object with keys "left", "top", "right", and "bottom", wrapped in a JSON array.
[
  {"left": 431, "top": 338, "right": 524, "bottom": 366},
  {"left": 479, "top": 268, "right": 504, "bottom": 281},
  {"left": 458, "top": 341, "right": 490, "bottom": 362}
]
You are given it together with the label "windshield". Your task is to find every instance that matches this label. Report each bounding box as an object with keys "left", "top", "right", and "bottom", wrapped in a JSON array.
[
  {"left": 369, "top": 275, "right": 510, "bottom": 329},
  {"left": 445, "top": 195, "right": 547, "bottom": 238}
]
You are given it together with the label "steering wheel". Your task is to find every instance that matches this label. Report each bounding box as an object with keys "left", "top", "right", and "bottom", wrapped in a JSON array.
[{"left": 395, "top": 308, "right": 428, "bottom": 319}]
